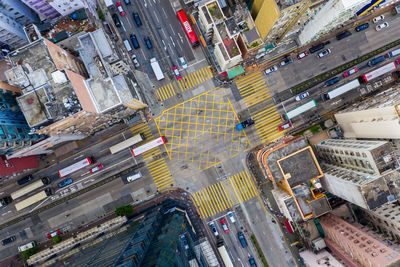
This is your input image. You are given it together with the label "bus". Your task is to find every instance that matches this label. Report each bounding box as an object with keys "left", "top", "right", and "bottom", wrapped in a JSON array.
[
  {"left": 15, "top": 188, "right": 52, "bottom": 211},
  {"left": 322, "top": 79, "right": 360, "bottom": 101},
  {"left": 360, "top": 61, "right": 397, "bottom": 83},
  {"left": 131, "top": 136, "right": 166, "bottom": 157},
  {"left": 217, "top": 241, "right": 234, "bottom": 267},
  {"left": 176, "top": 9, "right": 200, "bottom": 48},
  {"left": 283, "top": 100, "right": 317, "bottom": 120},
  {"left": 11, "top": 177, "right": 51, "bottom": 200},
  {"left": 58, "top": 157, "right": 94, "bottom": 178},
  {"left": 109, "top": 133, "right": 146, "bottom": 154}
]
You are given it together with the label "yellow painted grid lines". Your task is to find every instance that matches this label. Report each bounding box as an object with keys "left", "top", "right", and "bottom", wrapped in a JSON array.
[
  {"left": 252, "top": 105, "right": 284, "bottom": 143},
  {"left": 156, "top": 83, "right": 176, "bottom": 101},
  {"left": 229, "top": 170, "right": 257, "bottom": 203},
  {"left": 178, "top": 66, "right": 213, "bottom": 92},
  {"left": 194, "top": 182, "right": 232, "bottom": 218}
]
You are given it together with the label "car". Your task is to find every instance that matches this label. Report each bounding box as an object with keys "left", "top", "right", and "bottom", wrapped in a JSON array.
[
  {"left": 227, "top": 211, "right": 236, "bottom": 223},
  {"left": 355, "top": 22, "right": 369, "bottom": 32},
  {"left": 280, "top": 57, "right": 293, "bottom": 66},
  {"left": 209, "top": 222, "right": 219, "bottom": 237},
  {"left": 127, "top": 171, "right": 142, "bottom": 182},
  {"left": 124, "top": 0, "right": 131, "bottom": 4},
  {"left": 172, "top": 66, "right": 182, "bottom": 80},
  {"left": 133, "top": 12, "right": 142, "bottom": 26},
  {"left": 326, "top": 77, "right": 340, "bottom": 86},
  {"left": 297, "top": 51, "right": 308, "bottom": 60},
  {"left": 295, "top": 92, "right": 309, "bottom": 101},
  {"left": 90, "top": 164, "right": 103, "bottom": 174},
  {"left": 116, "top": 2, "right": 126, "bottom": 16},
  {"left": 373, "top": 15, "right": 384, "bottom": 23},
  {"left": 130, "top": 34, "right": 140, "bottom": 49},
  {"left": 179, "top": 57, "right": 188, "bottom": 69},
  {"left": 144, "top": 37, "right": 152, "bottom": 49},
  {"left": 343, "top": 67, "right": 358, "bottom": 77},
  {"left": 278, "top": 121, "right": 292, "bottom": 131},
  {"left": 180, "top": 234, "right": 189, "bottom": 250},
  {"left": 235, "top": 118, "right": 255, "bottom": 131},
  {"left": 112, "top": 14, "right": 121, "bottom": 27},
  {"left": 220, "top": 218, "right": 230, "bottom": 233},
  {"left": 309, "top": 43, "right": 324, "bottom": 53},
  {"left": 238, "top": 232, "right": 248, "bottom": 248},
  {"left": 336, "top": 30, "right": 352, "bottom": 40},
  {"left": 249, "top": 256, "right": 257, "bottom": 267},
  {"left": 47, "top": 229, "right": 61, "bottom": 239},
  {"left": 132, "top": 55, "right": 140, "bottom": 68},
  {"left": 17, "top": 175, "right": 33, "bottom": 185},
  {"left": 2, "top": 236, "right": 16, "bottom": 246},
  {"left": 376, "top": 22, "right": 389, "bottom": 31},
  {"left": 318, "top": 49, "right": 331, "bottom": 58},
  {"left": 265, "top": 65, "right": 278, "bottom": 74},
  {"left": 58, "top": 178, "right": 72, "bottom": 188}
]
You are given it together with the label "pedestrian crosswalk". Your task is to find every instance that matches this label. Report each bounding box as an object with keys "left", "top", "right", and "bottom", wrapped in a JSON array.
[
  {"left": 156, "top": 83, "right": 177, "bottom": 102},
  {"left": 177, "top": 66, "right": 213, "bottom": 92},
  {"left": 235, "top": 71, "right": 285, "bottom": 143},
  {"left": 129, "top": 122, "right": 174, "bottom": 190},
  {"left": 193, "top": 170, "right": 257, "bottom": 218},
  {"left": 155, "top": 66, "right": 213, "bottom": 102}
]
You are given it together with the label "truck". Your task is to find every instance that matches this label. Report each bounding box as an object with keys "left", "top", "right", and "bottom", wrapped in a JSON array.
[
  {"left": 388, "top": 48, "right": 400, "bottom": 58},
  {"left": 235, "top": 118, "right": 255, "bottom": 131},
  {"left": 368, "top": 55, "right": 385, "bottom": 66},
  {"left": 104, "top": 0, "right": 114, "bottom": 7},
  {"left": 150, "top": 58, "right": 165, "bottom": 81}
]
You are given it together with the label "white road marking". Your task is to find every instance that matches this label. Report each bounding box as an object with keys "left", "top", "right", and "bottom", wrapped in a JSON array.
[
  {"left": 187, "top": 59, "right": 206, "bottom": 68},
  {"left": 170, "top": 36, "right": 175, "bottom": 47},
  {"left": 154, "top": 11, "right": 159, "bottom": 23},
  {"left": 2, "top": 210, "right": 11, "bottom": 216},
  {"left": 178, "top": 32, "right": 183, "bottom": 43},
  {"left": 30, "top": 197, "right": 50, "bottom": 212},
  {"left": 162, "top": 8, "right": 167, "bottom": 18}
]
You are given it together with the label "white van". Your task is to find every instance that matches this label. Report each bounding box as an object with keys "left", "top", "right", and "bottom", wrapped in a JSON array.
[
  {"left": 18, "top": 241, "right": 36, "bottom": 252},
  {"left": 123, "top": 40, "right": 132, "bottom": 52},
  {"left": 127, "top": 171, "right": 142, "bottom": 183}
]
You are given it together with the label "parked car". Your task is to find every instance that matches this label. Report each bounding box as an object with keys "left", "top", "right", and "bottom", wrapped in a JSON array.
[
  {"left": 280, "top": 57, "right": 293, "bottom": 66},
  {"left": 58, "top": 178, "right": 72, "bottom": 188},
  {"left": 144, "top": 37, "right": 152, "bottom": 49},
  {"left": 227, "top": 211, "right": 236, "bottom": 223},
  {"left": 17, "top": 175, "right": 33, "bottom": 185},
  {"left": 278, "top": 121, "right": 292, "bottom": 131},
  {"left": 180, "top": 234, "right": 189, "bottom": 250},
  {"left": 116, "top": 2, "right": 126, "bottom": 16},
  {"left": 309, "top": 43, "right": 324, "bottom": 53},
  {"left": 172, "top": 66, "right": 182, "bottom": 80},
  {"left": 295, "top": 92, "right": 309, "bottom": 101},
  {"left": 132, "top": 54, "right": 140, "bottom": 68},
  {"left": 326, "top": 77, "right": 340, "bottom": 86},
  {"left": 265, "top": 65, "right": 278, "bottom": 74},
  {"left": 373, "top": 15, "right": 384, "bottom": 23},
  {"left": 47, "top": 229, "right": 61, "bottom": 239},
  {"left": 336, "top": 30, "right": 352, "bottom": 40},
  {"left": 130, "top": 34, "right": 140, "bottom": 49},
  {"left": 376, "top": 22, "right": 389, "bottom": 31},
  {"left": 220, "top": 218, "right": 230, "bottom": 233},
  {"left": 133, "top": 12, "right": 142, "bottom": 26},
  {"left": 343, "top": 67, "right": 358, "bottom": 77},
  {"left": 238, "top": 232, "right": 248, "bottom": 248},
  {"left": 297, "top": 51, "right": 308, "bottom": 60},
  {"left": 2, "top": 236, "right": 16, "bottom": 246},
  {"left": 355, "top": 22, "right": 369, "bottom": 32},
  {"left": 209, "top": 222, "right": 219, "bottom": 237},
  {"left": 179, "top": 57, "right": 188, "bottom": 69},
  {"left": 112, "top": 14, "right": 121, "bottom": 27},
  {"left": 318, "top": 49, "right": 331, "bottom": 58},
  {"left": 127, "top": 172, "right": 142, "bottom": 182},
  {"left": 249, "top": 256, "right": 257, "bottom": 267},
  {"left": 90, "top": 164, "right": 103, "bottom": 174}
]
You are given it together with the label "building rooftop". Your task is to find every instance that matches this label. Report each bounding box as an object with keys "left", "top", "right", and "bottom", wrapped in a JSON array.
[
  {"left": 299, "top": 249, "right": 344, "bottom": 267},
  {"left": 4, "top": 40, "right": 81, "bottom": 127}
]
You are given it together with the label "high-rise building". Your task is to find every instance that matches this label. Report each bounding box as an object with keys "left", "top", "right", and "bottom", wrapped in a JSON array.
[
  {"left": 315, "top": 139, "right": 400, "bottom": 210},
  {"left": 319, "top": 213, "right": 400, "bottom": 267},
  {"left": 0, "top": 85, "right": 43, "bottom": 155},
  {"left": 0, "top": 0, "right": 39, "bottom": 49},
  {"left": 20, "top": 0, "right": 60, "bottom": 20},
  {"left": 335, "top": 86, "right": 400, "bottom": 140}
]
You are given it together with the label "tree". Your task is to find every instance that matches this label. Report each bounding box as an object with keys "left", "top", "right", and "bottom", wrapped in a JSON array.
[
  {"left": 115, "top": 204, "right": 133, "bottom": 217},
  {"left": 53, "top": 235, "right": 62, "bottom": 244},
  {"left": 22, "top": 247, "right": 38, "bottom": 260},
  {"left": 97, "top": 9, "right": 105, "bottom": 21}
]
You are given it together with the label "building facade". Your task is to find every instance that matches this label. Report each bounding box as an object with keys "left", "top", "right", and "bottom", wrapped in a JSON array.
[
  {"left": 319, "top": 213, "right": 400, "bottom": 267},
  {"left": 0, "top": 0, "right": 39, "bottom": 49}
]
